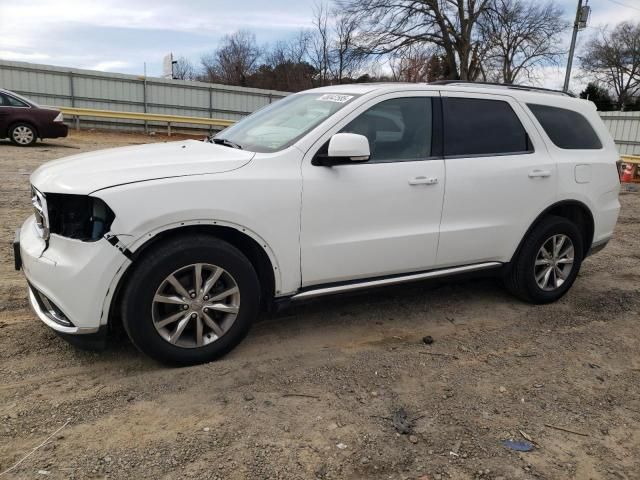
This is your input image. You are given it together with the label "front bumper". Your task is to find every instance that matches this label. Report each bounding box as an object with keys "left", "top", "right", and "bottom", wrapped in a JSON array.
[
  {"left": 28, "top": 286, "right": 98, "bottom": 334},
  {"left": 17, "top": 215, "right": 127, "bottom": 334}
]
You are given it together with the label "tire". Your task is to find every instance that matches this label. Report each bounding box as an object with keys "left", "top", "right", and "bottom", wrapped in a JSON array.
[
  {"left": 121, "top": 235, "right": 261, "bottom": 365},
  {"left": 504, "top": 215, "right": 584, "bottom": 304},
  {"left": 9, "top": 123, "right": 37, "bottom": 146}
]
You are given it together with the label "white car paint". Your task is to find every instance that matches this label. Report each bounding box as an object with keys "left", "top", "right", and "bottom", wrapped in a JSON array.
[
  {"left": 31, "top": 140, "right": 254, "bottom": 194},
  {"left": 300, "top": 90, "right": 445, "bottom": 286},
  {"left": 434, "top": 90, "right": 558, "bottom": 268},
  {"left": 19, "top": 82, "right": 621, "bottom": 337}
]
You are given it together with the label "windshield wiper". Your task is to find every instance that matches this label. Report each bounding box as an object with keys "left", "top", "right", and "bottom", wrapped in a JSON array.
[{"left": 212, "top": 137, "right": 243, "bottom": 150}]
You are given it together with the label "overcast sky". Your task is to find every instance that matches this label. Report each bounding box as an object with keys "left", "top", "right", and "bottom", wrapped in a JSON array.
[{"left": 0, "top": 0, "right": 638, "bottom": 91}]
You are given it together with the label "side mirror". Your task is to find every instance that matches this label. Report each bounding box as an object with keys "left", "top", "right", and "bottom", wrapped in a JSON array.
[{"left": 328, "top": 133, "right": 370, "bottom": 162}]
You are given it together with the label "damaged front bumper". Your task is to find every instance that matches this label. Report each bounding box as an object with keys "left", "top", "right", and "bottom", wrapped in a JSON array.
[{"left": 17, "top": 215, "right": 128, "bottom": 335}]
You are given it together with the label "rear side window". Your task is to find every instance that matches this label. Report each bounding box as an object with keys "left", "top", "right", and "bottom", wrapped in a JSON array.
[
  {"left": 527, "top": 104, "right": 602, "bottom": 150},
  {"left": 0, "top": 93, "right": 28, "bottom": 107},
  {"left": 443, "top": 98, "right": 532, "bottom": 157}
]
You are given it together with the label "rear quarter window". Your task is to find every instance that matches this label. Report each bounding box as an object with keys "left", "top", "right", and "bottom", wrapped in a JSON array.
[
  {"left": 527, "top": 104, "right": 602, "bottom": 150},
  {"left": 0, "top": 93, "right": 29, "bottom": 107}
]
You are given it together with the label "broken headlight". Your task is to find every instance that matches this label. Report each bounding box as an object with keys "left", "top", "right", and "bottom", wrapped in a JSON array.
[
  {"left": 44, "top": 193, "right": 115, "bottom": 241},
  {"left": 31, "top": 186, "right": 50, "bottom": 240}
]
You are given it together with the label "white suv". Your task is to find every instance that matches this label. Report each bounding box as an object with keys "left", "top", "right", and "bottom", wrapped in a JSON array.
[{"left": 15, "top": 82, "right": 621, "bottom": 365}]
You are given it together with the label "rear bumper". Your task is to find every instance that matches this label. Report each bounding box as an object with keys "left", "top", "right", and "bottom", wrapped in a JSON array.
[{"left": 40, "top": 123, "right": 68, "bottom": 139}]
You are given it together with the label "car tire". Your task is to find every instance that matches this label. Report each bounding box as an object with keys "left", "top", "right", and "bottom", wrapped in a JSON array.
[
  {"left": 121, "top": 234, "right": 261, "bottom": 365},
  {"left": 504, "top": 215, "right": 584, "bottom": 304},
  {"left": 9, "top": 123, "right": 38, "bottom": 146}
]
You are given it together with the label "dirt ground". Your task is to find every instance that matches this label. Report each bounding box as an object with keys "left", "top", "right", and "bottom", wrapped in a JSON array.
[{"left": 0, "top": 130, "right": 639, "bottom": 480}]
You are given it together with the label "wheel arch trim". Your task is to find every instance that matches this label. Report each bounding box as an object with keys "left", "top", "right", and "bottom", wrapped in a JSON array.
[
  {"left": 510, "top": 199, "right": 595, "bottom": 263},
  {"left": 99, "top": 219, "right": 283, "bottom": 326}
]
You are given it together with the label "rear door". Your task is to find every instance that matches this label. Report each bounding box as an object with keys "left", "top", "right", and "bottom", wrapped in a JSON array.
[{"left": 436, "top": 92, "right": 557, "bottom": 267}]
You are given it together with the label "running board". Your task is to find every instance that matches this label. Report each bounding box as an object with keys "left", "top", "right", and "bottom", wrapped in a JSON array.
[{"left": 290, "top": 262, "right": 503, "bottom": 301}]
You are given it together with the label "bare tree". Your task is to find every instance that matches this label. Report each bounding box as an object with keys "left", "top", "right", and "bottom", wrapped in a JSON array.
[
  {"left": 580, "top": 22, "right": 640, "bottom": 110},
  {"left": 259, "top": 33, "right": 315, "bottom": 91},
  {"left": 309, "top": 2, "right": 369, "bottom": 85},
  {"left": 478, "top": 0, "right": 567, "bottom": 84},
  {"left": 287, "top": 30, "right": 312, "bottom": 64},
  {"left": 172, "top": 56, "right": 197, "bottom": 81},
  {"left": 389, "top": 45, "right": 440, "bottom": 82},
  {"left": 266, "top": 31, "right": 311, "bottom": 68},
  {"left": 342, "top": 0, "right": 492, "bottom": 80},
  {"left": 330, "top": 9, "right": 363, "bottom": 83},
  {"left": 310, "top": 2, "right": 332, "bottom": 86},
  {"left": 201, "top": 30, "right": 262, "bottom": 86}
]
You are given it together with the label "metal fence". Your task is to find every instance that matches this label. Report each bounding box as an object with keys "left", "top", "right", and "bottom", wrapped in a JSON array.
[
  {"left": 0, "top": 59, "right": 288, "bottom": 133},
  {"left": 2, "top": 59, "right": 640, "bottom": 146},
  {"left": 599, "top": 111, "right": 640, "bottom": 155}
]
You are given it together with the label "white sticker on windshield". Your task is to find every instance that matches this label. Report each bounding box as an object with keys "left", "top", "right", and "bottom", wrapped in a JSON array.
[{"left": 317, "top": 94, "right": 354, "bottom": 103}]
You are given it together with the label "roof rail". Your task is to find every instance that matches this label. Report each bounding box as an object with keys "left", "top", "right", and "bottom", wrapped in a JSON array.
[{"left": 430, "top": 80, "right": 575, "bottom": 98}]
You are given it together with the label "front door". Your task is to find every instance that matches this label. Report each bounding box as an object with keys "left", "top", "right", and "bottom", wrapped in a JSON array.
[{"left": 300, "top": 92, "right": 445, "bottom": 287}]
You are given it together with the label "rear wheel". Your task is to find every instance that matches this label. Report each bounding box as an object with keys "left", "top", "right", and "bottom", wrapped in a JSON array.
[
  {"left": 9, "top": 123, "right": 37, "bottom": 146},
  {"left": 122, "top": 235, "right": 261, "bottom": 365},
  {"left": 504, "top": 216, "right": 584, "bottom": 304}
]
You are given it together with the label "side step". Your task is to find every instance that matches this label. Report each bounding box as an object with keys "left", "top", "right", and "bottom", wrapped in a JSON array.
[{"left": 290, "top": 262, "right": 503, "bottom": 301}]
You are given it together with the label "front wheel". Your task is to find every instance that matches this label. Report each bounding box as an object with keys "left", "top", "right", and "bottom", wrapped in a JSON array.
[
  {"left": 122, "top": 235, "right": 261, "bottom": 365},
  {"left": 504, "top": 216, "right": 584, "bottom": 304}
]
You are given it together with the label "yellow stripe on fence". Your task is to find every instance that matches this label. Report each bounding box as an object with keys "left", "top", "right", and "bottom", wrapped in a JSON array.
[
  {"left": 57, "top": 106, "right": 236, "bottom": 135},
  {"left": 620, "top": 154, "right": 640, "bottom": 165}
]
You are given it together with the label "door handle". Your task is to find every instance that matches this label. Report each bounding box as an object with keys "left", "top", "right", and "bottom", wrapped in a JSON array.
[
  {"left": 409, "top": 176, "right": 438, "bottom": 186},
  {"left": 528, "top": 169, "right": 551, "bottom": 178}
]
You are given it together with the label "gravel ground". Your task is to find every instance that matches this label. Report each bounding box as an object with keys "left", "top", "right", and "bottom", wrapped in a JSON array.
[{"left": 0, "top": 130, "right": 639, "bottom": 480}]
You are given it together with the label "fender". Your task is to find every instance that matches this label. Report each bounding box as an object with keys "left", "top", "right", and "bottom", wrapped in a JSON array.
[
  {"left": 509, "top": 199, "right": 595, "bottom": 263},
  {"left": 99, "top": 219, "right": 283, "bottom": 326}
]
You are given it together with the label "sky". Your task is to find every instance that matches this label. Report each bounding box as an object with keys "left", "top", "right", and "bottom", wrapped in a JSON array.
[{"left": 0, "top": 0, "right": 639, "bottom": 92}]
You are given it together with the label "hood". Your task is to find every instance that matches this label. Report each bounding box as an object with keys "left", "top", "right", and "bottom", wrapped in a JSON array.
[{"left": 31, "top": 140, "right": 255, "bottom": 195}]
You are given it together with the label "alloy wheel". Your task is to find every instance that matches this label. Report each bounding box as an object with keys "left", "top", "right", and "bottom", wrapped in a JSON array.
[
  {"left": 151, "top": 263, "right": 240, "bottom": 348},
  {"left": 534, "top": 234, "right": 575, "bottom": 291}
]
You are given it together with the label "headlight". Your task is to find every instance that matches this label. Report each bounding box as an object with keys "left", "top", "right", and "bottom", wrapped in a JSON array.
[
  {"left": 31, "top": 189, "right": 115, "bottom": 242},
  {"left": 53, "top": 112, "right": 64, "bottom": 122},
  {"left": 31, "top": 186, "right": 50, "bottom": 240}
]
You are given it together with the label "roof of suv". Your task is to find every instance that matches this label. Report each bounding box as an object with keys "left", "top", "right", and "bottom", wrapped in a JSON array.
[{"left": 309, "top": 82, "right": 593, "bottom": 110}]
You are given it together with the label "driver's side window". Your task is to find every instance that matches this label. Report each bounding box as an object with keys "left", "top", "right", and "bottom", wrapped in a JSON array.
[{"left": 339, "top": 97, "right": 433, "bottom": 163}]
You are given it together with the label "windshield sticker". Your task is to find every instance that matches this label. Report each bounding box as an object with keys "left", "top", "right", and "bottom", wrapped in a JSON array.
[{"left": 317, "top": 94, "right": 354, "bottom": 103}]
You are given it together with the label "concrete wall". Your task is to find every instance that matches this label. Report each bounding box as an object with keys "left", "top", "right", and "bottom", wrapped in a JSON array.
[{"left": 0, "top": 59, "right": 288, "bottom": 133}]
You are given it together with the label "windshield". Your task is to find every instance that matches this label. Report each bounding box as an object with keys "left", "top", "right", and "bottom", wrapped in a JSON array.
[{"left": 214, "top": 92, "right": 359, "bottom": 153}]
